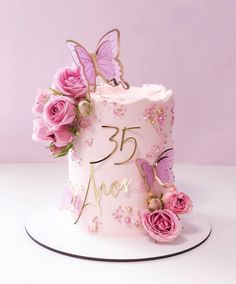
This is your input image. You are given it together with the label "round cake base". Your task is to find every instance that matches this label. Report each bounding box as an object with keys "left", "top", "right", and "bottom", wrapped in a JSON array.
[{"left": 25, "top": 209, "right": 211, "bottom": 262}]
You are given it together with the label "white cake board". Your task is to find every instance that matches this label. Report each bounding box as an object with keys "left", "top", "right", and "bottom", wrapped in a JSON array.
[{"left": 25, "top": 208, "right": 211, "bottom": 262}]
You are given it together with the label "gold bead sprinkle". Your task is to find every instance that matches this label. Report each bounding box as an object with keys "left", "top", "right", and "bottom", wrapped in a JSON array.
[{"left": 127, "top": 207, "right": 132, "bottom": 213}]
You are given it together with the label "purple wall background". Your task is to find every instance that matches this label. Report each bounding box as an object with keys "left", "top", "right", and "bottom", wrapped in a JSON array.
[{"left": 0, "top": 0, "right": 235, "bottom": 165}]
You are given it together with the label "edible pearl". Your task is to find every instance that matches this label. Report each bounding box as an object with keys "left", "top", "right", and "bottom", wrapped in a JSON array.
[{"left": 127, "top": 207, "right": 132, "bottom": 213}]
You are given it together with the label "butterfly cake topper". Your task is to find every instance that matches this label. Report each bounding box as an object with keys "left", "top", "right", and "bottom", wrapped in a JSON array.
[
  {"left": 136, "top": 148, "right": 175, "bottom": 192},
  {"left": 66, "top": 28, "right": 129, "bottom": 96}
]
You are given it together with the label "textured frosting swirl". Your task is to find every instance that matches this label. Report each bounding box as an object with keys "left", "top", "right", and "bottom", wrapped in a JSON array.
[{"left": 91, "top": 84, "right": 173, "bottom": 103}]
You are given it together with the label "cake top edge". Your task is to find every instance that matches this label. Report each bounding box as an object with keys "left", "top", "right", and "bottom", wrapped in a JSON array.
[{"left": 91, "top": 83, "right": 173, "bottom": 104}]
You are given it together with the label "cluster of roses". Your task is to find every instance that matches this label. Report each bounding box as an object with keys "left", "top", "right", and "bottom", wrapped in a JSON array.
[
  {"left": 141, "top": 188, "right": 192, "bottom": 243},
  {"left": 32, "top": 66, "right": 89, "bottom": 157}
]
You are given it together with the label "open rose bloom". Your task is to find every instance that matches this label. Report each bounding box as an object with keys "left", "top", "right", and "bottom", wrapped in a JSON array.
[
  {"left": 52, "top": 66, "right": 86, "bottom": 100},
  {"left": 162, "top": 191, "right": 193, "bottom": 214},
  {"left": 42, "top": 96, "right": 76, "bottom": 128},
  {"left": 32, "top": 66, "right": 88, "bottom": 157},
  {"left": 142, "top": 209, "right": 182, "bottom": 243}
]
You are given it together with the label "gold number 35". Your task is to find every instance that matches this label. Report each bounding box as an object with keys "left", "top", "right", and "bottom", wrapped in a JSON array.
[{"left": 90, "top": 126, "right": 141, "bottom": 165}]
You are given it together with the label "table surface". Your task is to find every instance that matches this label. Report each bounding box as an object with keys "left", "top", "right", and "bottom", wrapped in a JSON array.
[{"left": 0, "top": 163, "right": 235, "bottom": 284}]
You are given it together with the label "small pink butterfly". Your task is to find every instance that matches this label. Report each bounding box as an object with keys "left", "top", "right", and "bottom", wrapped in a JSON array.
[
  {"left": 66, "top": 29, "right": 129, "bottom": 94},
  {"left": 136, "top": 148, "right": 175, "bottom": 190},
  {"left": 61, "top": 186, "right": 82, "bottom": 218}
]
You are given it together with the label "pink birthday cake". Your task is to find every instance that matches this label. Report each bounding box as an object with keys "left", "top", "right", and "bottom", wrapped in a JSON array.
[{"left": 32, "top": 29, "right": 193, "bottom": 243}]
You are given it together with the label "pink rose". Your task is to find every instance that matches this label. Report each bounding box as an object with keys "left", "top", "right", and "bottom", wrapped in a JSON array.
[
  {"left": 47, "top": 125, "right": 74, "bottom": 147},
  {"left": 142, "top": 209, "right": 182, "bottom": 242},
  {"left": 162, "top": 191, "right": 193, "bottom": 214},
  {"left": 53, "top": 67, "right": 86, "bottom": 99},
  {"left": 42, "top": 96, "right": 76, "bottom": 128},
  {"left": 32, "top": 89, "right": 50, "bottom": 115},
  {"left": 32, "top": 118, "right": 51, "bottom": 143},
  {"left": 32, "top": 118, "right": 74, "bottom": 147}
]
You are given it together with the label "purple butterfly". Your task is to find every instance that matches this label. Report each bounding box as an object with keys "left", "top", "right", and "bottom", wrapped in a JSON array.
[
  {"left": 66, "top": 29, "right": 129, "bottom": 94},
  {"left": 136, "top": 148, "right": 175, "bottom": 189},
  {"left": 61, "top": 186, "right": 82, "bottom": 218}
]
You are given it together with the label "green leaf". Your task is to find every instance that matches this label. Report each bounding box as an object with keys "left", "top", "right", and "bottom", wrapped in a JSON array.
[
  {"left": 52, "top": 143, "right": 74, "bottom": 158},
  {"left": 49, "top": 88, "right": 64, "bottom": 96},
  {"left": 68, "top": 126, "right": 79, "bottom": 136},
  {"left": 84, "top": 96, "right": 91, "bottom": 103}
]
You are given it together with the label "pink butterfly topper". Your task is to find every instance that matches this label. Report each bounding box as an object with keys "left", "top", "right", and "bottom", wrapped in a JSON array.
[
  {"left": 61, "top": 186, "right": 82, "bottom": 218},
  {"left": 66, "top": 29, "right": 129, "bottom": 94},
  {"left": 136, "top": 148, "right": 175, "bottom": 190}
]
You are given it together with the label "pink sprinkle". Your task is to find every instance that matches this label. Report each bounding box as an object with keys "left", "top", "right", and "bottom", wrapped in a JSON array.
[
  {"left": 124, "top": 217, "right": 131, "bottom": 224},
  {"left": 158, "top": 116, "right": 164, "bottom": 123}
]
